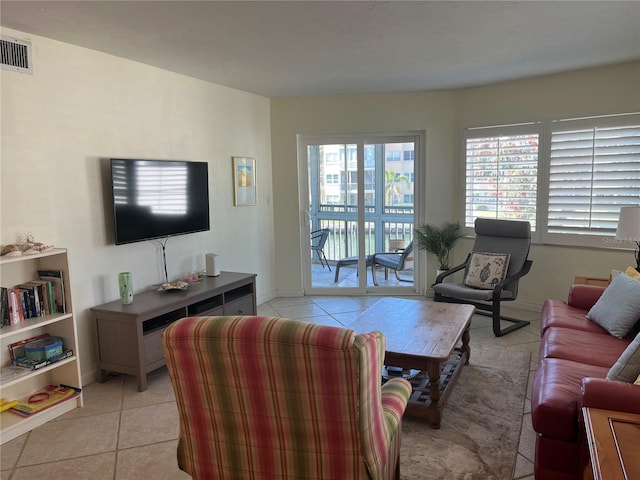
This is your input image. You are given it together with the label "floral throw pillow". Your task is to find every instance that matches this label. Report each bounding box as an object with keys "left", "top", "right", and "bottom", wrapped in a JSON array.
[{"left": 464, "top": 252, "right": 511, "bottom": 290}]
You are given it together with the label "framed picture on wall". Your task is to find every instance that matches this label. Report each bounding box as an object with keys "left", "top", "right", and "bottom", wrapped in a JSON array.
[{"left": 232, "top": 156, "right": 257, "bottom": 206}]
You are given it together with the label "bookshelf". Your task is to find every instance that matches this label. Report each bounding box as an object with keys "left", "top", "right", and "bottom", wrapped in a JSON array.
[{"left": 0, "top": 248, "right": 83, "bottom": 445}]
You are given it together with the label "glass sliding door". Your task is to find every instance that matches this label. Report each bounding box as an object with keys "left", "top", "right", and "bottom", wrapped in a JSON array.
[
  {"left": 298, "top": 133, "right": 421, "bottom": 294},
  {"left": 306, "top": 142, "right": 366, "bottom": 290}
]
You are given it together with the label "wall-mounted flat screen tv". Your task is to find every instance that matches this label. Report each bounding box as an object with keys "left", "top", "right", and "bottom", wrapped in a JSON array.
[{"left": 110, "top": 158, "right": 210, "bottom": 245}]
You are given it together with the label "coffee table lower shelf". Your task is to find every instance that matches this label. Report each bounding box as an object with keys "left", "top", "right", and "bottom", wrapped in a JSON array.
[{"left": 383, "top": 347, "right": 468, "bottom": 428}]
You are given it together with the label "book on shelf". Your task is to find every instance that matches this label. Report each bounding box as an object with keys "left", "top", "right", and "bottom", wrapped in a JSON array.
[
  {"left": 0, "top": 365, "right": 32, "bottom": 384},
  {"left": 1, "top": 276, "right": 59, "bottom": 325},
  {"left": 7, "top": 289, "right": 24, "bottom": 324},
  {"left": 16, "top": 289, "right": 26, "bottom": 322},
  {"left": 4, "top": 288, "right": 16, "bottom": 325},
  {"left": 0, "top": 398, "right": 18, "bottom": 412},
  {"left": 10, "top": 385, "right": 79, "bottom": 417},
  {"left": 12, "top": 348, "right": 73, "bottom": 371},
  {"left": 37, "top": 270, "right": 66, "bottom": 313},
  {"left": 15, "top": 281, "right": 49, "bottom": 317},
  {"left": 14, "top": 283, "right": 40, "bottom": 318},
  {"left": 0, "top": 287, "right": 9, "bottom": 327},
  {"left": 29, "top": 280, "right": 54, "bottom": 315}
]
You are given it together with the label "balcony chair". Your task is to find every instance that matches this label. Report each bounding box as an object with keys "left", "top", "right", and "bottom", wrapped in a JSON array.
[
  {"left": 310, "top": 228, "right": 331, "bottom": 271},
  {"left": 161, "top": 315, "right": 412, "bottom": 480},
  {"left": 334, "top": 254, "right": 373, "bottom": 283},
  {"left": 371, "top": 240, "right": 414, "bottom": 286},
  {"left": 432, "top": 218, "right": 533, "bottom": 337}
]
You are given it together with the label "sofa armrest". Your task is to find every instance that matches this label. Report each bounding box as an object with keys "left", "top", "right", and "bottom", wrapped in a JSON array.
[
  {"left": 579, "top": 377, "right": 640, "bottom": 414},
  {"left": 567, "top": 284, "right": 606, "bottom": 311},
  {"left": 576, "top": 378, "right": 640, "bottom": 476}
]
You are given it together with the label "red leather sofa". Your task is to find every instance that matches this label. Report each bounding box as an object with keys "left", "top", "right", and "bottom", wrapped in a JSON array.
[{"left": 531, "top": 284, "right": 640, "bottom": 480}]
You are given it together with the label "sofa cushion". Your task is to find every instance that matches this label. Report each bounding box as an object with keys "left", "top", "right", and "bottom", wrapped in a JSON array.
[
  {"left": 531, "top": 358, "right": 608, "bottom": 442},
  {"left": 586, "top": 273, "right": 640, "bottom": 338},
  {"left": 541, "top": 327, "right": 630, "bottom": 368},
  {"left": 541, "top": 299, "right": 610, "bottom": 336},
  {"left": 607, "top": 332, "right": 640, "bottom": 383}
]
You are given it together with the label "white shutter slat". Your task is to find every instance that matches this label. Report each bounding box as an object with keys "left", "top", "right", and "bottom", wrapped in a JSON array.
[
  {"left": 464, "top": 131, "right": 539, "bottom": 228},
  {"left": 547, "top": 122, "right": 640, "bottom": 235}
]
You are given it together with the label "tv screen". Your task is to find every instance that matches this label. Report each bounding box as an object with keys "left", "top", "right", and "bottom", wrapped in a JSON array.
[{"left": 110, "top": 158, "right": 210, "bottom": 245}]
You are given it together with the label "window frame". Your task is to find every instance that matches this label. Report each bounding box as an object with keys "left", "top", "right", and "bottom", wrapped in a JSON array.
[{"left": 461, "top": 112, "right": 640, "bottom": 249}]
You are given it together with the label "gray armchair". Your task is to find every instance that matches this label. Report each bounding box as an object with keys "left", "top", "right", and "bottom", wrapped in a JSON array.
[
  {"left": 432, "top": 218, "right": 532, "bottom": 337},
  {"left": 371, "top": 241, "right": 414, "bottom": 286}
]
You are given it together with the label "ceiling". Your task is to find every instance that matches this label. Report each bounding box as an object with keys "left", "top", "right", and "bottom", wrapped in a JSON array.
[{"left": 1, "top": 1, "right": 639, "bottom": 97}]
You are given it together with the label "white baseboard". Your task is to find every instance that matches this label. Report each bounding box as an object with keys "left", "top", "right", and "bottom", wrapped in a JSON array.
[
  {"left": 82, "top": 368, "right": 100, "bottom": 387},
  {"left": 273, "top": 289, "right": 305, "bottom": 298}
]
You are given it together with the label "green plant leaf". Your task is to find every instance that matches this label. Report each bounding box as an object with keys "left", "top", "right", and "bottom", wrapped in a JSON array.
[{"left": 414, "top": 222, "right": 461, "bottom": 269}]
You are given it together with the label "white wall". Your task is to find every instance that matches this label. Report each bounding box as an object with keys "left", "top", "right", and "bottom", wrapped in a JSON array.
[
  {"left": 270, "top": 62, "right": 639, "bottom": 308},
  {"left": 0, "top": 29, "right": 276, "bottom": 385}
]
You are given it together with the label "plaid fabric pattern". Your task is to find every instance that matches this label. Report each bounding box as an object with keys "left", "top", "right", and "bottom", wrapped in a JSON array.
[{"left": 162, "top": 316, "right": 411, "bottom": 480}]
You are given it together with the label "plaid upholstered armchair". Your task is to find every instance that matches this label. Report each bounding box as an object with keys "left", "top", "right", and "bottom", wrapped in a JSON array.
[{"left": 162, "top": 315, "right": 412, "bottom": 480}]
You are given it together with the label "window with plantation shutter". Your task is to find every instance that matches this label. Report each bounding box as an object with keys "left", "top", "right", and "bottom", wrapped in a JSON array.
[
  {"left": 548, "top": 120, "right": 640, "bottom": 236},
  {"left": 463, "top": 125, "right": 540, "bottom": 230},
  {"left": 462, "top": 113, "right": 640, "bottom": 248}
]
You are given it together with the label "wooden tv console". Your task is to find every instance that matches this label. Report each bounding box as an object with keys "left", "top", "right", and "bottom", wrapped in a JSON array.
[{"left": 91, "top": 271, "right": 256, "bottom": 391}]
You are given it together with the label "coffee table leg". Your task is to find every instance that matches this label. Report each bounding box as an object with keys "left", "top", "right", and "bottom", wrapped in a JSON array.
[
  {"left": 462, "top": 326, "right": 471, "bottom": 365},
  {"left": 427, "top": 361, "right": 441, "bottom": 404},
  {"left": 426, "top": 361, "right": 442, "bottom": 428}
]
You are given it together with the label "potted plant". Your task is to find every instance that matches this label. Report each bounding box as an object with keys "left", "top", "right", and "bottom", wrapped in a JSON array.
[{"left": 414, "top": 222, "right": 462, "bottom": 275}]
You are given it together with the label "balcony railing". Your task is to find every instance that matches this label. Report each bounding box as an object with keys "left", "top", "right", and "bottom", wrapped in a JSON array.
[{"left": 311, "top": 205, "right": 414, "bottom": 263}]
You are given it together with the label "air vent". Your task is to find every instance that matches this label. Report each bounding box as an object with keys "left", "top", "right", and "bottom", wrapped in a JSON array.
[{"left": 1, "top": 35, "right": 33, "bottom": 74}]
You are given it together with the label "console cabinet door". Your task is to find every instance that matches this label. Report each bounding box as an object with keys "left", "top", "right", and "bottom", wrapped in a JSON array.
[{"left": 223, "top": 296, "right": 255, "bottom": 315}]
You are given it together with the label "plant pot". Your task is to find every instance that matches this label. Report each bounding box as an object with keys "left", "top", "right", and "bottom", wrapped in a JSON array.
[{"left": 436, "top": 269, "right": 451, "bottom": 283}]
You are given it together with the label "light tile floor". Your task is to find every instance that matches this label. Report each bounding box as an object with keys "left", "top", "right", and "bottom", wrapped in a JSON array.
[{"left": 1, "top": 295, "right": 540, "bottom": 480}]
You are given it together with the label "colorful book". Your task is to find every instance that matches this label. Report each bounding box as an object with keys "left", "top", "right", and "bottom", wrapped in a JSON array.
[
  {"left": 0, "top": 398, "right": 18, "bottom": 412},
  {"left": 21, "top": 282, "right": 43, "bottom": 317},
  {"left": 10, "top": 385, "right": 78, "bottom": 417},
  {"left": 7, "top": 289, "right": 24, "bottom": 324},
  {"left": 37, "top": 270, "right": 65, "bottom": 313},
  {"left": 30, "top": 280, "right": 52, "bottom": 315},
  {"left": 15, "top": 283, "right": 38, "bottom": 318},
  {"left": 0, "top": 287, "right": 8, "bottom": 326},
  {"left": 7, "top": 289, "right": 18, "bottom": 325},
  {"left": 16, "top": 289, "right": 27, "bottom": 320}
]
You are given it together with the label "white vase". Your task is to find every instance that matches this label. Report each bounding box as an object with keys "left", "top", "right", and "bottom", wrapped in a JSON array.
[{"left": 436, "top": 269, "right": 453, "bottom": 283}]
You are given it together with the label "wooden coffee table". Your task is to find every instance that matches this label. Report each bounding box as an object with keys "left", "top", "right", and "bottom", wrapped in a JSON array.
[{"left": 349, "top": 297, "right": 475, "bottom": 428}]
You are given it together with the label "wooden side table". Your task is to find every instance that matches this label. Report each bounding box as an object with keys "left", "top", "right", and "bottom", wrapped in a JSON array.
[
  {"left": 582, "top": 407, "right": 640, "bottom": 480},
  {"left": 574, "top": 276, "right": 610, "bottom": 287}
]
